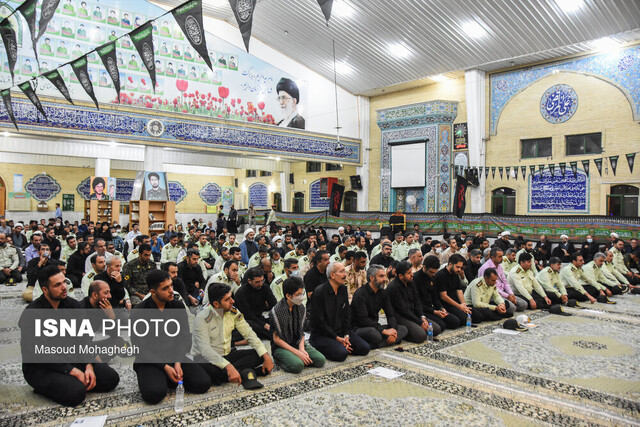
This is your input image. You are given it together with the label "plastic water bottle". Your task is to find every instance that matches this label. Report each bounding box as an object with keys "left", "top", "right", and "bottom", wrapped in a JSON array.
[
  {"left": 427, "top": 322, "right": 433, "bottom": 343},
  {"left": 196, "top": 289, "right": 205, "bottom": 304},
  {"left": 466, "top": 313, "right": 472, "bottom": 332},
  {"left": 175, "top": 381, "right": 184, "bottom": 413}
]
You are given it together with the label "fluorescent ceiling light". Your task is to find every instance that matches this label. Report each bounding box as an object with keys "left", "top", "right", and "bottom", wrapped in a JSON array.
[
  {"left": 202, "top": 0, "right": 228, "bottom": 8},
  {"left": 335, "top": 61, "right": 353, "bottom": 75},
  {"left": 388, "top": 42, "right": 412, "bottom": 59},
  {"left": 591, "top": 37, "right": 620, "bottom": 51},
  {"left": 462, "top": 21, "right": 487, "bottom": 39},
  {"left": 555, "top": 0, "right": 583, "bottom": 13},
  {"left": 332, "top": 0, "right": 355, "bottom": 18},
  {"left": 430, "top": 74, "right": 448, "bottom": 82}
]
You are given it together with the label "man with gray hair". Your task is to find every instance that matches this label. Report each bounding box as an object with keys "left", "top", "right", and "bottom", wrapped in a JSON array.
[
  {"left": 352, "top": 265, "right": 408, "bottom": 348},
  {"left": 408, "top": 248, "right": 423, "bottom": 273},
  {"left": 478, "top": 247, "right": 527, "bottom": 312},
  {"left": 603, "top": 250, "right": 631, "bottom": 288},
  {"left": 583, "top": 252, "right": 621, "bottom": 296},
  {"left": 84, "top": 238, "right": 113, "bottom": 273}
]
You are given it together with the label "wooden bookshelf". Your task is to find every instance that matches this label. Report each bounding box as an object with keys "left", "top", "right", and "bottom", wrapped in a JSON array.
[
  {"left": 129, "top": 200, "right": 175, "bottom": 235},
  {"left": 84, "top": 200, "right": 120, "bottom": 224}
]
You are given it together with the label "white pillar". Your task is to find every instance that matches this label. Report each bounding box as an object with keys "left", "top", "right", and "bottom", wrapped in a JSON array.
[
  {"left": 143, "top": 146, "right": 164, "bottom": 171},
  {"left": 280, "top": 170, "right": 289, "bottom": 211},
  {"left": 356, "top": 96, "right": 370, "bottom": 211},
  {"left": 95, "top": 158, "right": 110, "bottom": 177},
  {"left": 465, "top": 69, "right": 486, "bottom": 213}
]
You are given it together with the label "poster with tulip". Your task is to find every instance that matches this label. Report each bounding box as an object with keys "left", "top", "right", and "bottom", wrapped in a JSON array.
[{"left": 0, "top": 0, "right": 305, "bottom": 129}]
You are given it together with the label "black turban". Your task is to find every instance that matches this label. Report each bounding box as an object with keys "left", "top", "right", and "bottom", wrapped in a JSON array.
[{"left": 276, "top": 77, "right": 300, "bottom": 104}]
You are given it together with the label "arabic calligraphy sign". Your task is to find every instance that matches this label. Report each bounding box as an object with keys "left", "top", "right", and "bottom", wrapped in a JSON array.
[
  {"left": 529, "top": 169, "right": 588, "bottom": 213},
  {"left": 540, "top": 84, "right": 578, "bottom": 124}
]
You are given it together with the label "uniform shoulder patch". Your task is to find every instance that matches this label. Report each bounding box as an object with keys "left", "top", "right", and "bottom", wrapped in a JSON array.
[
  {"left": 132, "top": 249, "right": 138, "bottom": 253},
  {"left": 516, "top": 267, "right": 523, "bottom": 274},
  {"left": 205, "top": 309, "right": 213, "bottom": 323},
  {"left": 87, "top": 272, "right": 95, "bottom": 278},
  {"left": 229, "top": 306, "right": 238, "bottom": 314},
  {"left": 124, "top": 275, "right": 130, "bottom": 280},
  {"left": 275, "top": 278, "right": 283, "bottom": 284}
]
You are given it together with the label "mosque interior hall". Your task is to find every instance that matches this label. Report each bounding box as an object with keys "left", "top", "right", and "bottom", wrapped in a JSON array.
[{"left": 0, "top": 0, "right": 639, "bottom": 425}]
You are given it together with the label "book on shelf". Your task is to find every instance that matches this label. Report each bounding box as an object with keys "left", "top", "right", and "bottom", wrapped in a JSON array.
[{"left": 149, "top": 222, "right": 165, "bottom": 230}]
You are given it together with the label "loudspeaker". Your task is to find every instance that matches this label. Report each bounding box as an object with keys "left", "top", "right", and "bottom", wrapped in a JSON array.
[
  {"left": 350, "top": 175, "right": 362, "bottom": 190},
  {"left": 289, "top": 173, "right": 294, "bottom": 184},
  {"left": 234, "top": 178, "right": 238, "bottom": 188}
]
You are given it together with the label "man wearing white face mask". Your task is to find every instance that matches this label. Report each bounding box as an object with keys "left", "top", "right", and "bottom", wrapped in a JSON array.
[
  {"left": 269, "top": 277, "right": 325, "bottom": 373},
  {"left": 271, "top": 258, "right": 302, "bottom": 301},
  {"left": 429, "top": 241, "right": 443, "bottom": 258},
  {"left": 270, "top": 248, "right": 284, "bottom": 277}
]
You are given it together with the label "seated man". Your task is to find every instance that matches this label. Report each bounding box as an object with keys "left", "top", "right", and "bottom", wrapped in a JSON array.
[
  {"left": 502, "top": 248, "right": 518, "bottom": 274},
  {"left": 20, "top": 265, "right": 119, "bottom": 406},
  {"left": 213, "top": 246, "right": 231, "bottom": 274},
  {"left": 81, "top": 253, "right": 106, "bottom": 296},
  {"left": 478, "top": 247, "right": 527, "bottom": 312},
  {"left": 434, "top": 254, "right": 480, "bottom": 325},
  {"left": 193, "top": 283, "right": 274, "bottom": 386},
  {"left": 560, "top": 253, "right": 605, "bottom": 303},
  {"left": 583, "top": 252, "right": 622, "bottom": 295},
  {"left": 464, "top": 249, "right": 482, "bottom": 283},
  {"left": 66, "top": 241, "right": 91, "bottom": 288},
  {"left": 160, "top": 234, "right": 182, "bottom": 265},
  {"left": 234, "top": 267, "right": 277, "bottom": 340},
  {"left": 387, "top": 261, "right": 431, "bottom": 342},
  {"left": 132, "top": 270, "right": 210, "bottom": 404},
  {"left": 178, "top": 249, "right": 206, "bottom": 305},
  {"left": 163, "top": 261, "right": 190, "bottom": 305},
  {"left": 26, "top": 243, "right": 53, "bottom": 289},
  {"left": 94, "top": 256, "right": 131, "bottom": 309},
  {"left": 612, "top": 239, "right": 640, "bottom": 285},
  {"left": 123, "top": 243, "right": 156, "bottom": 305},
  {"left": 603, "top": 250, "right": 632, "bottom": 289},
  {"left": 507, "top": 252, "right": 552, "bottom": 309},
  {"left": 271, "top": 258, "right": 300, "bottom": 301},
  {"left": 352, "top": 264, "right": 408, "bottom": 348},
  {"left": 345, "top": 251, "right": 367, "bottom": 299},
  {"left": 204, "top": 260, "right": 241, "bottom": 305},
  {"left": 330, "top": 245, "right": 348, "bottom": 265},
  {"left": 196, "top": 234, "right": 216, "bottom": 269},
  {"left": 269, "top": 277, "right": 326, "bottom": 373},
  {"left": 0, "top": 232, "right": 22, "bottom": 284},
  {"left": 370, "top": 242, "right": 393, "bottom": 268},
  {"left": 464, "top": 268, "right": 513, "bottom": 323},
  {"left": 536, "top": 257, "right": 569, "bottom": 304},
  {"left": 248, "top": 245, "right": 270, "bottom": 269},
  {"left": 413, "top": 255, "right": 461, "bottom": 333},
  {"left": 309, "top": 262, "right": 370, "bottom": 361}
]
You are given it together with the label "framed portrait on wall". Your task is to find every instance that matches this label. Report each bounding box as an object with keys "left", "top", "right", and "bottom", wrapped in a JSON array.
[
  {"left": 90, "top": 177, "right": 110, "bottom": 200},
  {"left": 144, "top": 172, "right": 168, "bottom": 201}
]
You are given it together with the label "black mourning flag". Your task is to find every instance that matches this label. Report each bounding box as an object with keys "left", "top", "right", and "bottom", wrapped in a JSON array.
[
  {"left": 173, "top": 0, "right": 213, "bottom": 71},
  {"left": 453, "top": 175, "right": 470, "bottom": 219},
  {"left": 559, "top": 162, "right": 566, "bottom": 178},
  {"left": 498, "top": 167, "right": 503, "bottom": 179},
  {"left": 478, "top": 166, "right": 483, "bottom": 177},
  {"left": 505, "top": 166, "right": 510, "bottom": 180},
  {"left": 71, "top": 56, "right": 99, "bottom": 109},
  {"left": 491, "top": 167, "right": 496, "bottom": 179},
  {"left": 627, "top": 153, "right": 636, "bottom": 174},
  {"left": 594, "top": 158, "right": 603, "bottom": 177},
  {"left": 582, "top": 159, "right": 590, "bottom": 177},
  {"left": 18, "top": 80, "right": 47, "bottom": 119},
  {"left": 44, "top": 69, "right": 73, "bottom": 104},
  {"left": 529, "top": 165, "right": 535, "bottom": 177},
  {"left": 329, "top": 183, "right": 344, "bottom": 217},
  {"left": 317, "top": 0, "right": 333, "bottom": 25},
  {"left": 18, "top": 0, "right": 39, "bottom": 64},
  {"left": 228, "top": 0, "right": 256, "bottom": 52},
  {"left": 570, "top": 161, "right": 578, "bottom": 177},
  {"left": 130, "top": 23, "right": 156, "bottom": 93},
  {"left": 1, "top": 89, "right": 18, "bottom": 130},
  {"left": 37, "top": 0, "right": 60, "bottom": 41},
  {"left": 609, "top": 155, "right": 619, "bottom": 176},
  {"left": 0, "top": 19, "right": 18, "bottom": 84},
  {"left": 96, "top": 42, "right": 121, "bottom": 102},
  {"left": 549, "top": 164, "right": 555, "bottom": 178}
]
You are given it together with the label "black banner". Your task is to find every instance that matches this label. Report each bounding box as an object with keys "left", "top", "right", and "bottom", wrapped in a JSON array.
[
  {"left": 172, "top": 0, "right": 213, "bottom": 71},
  {"left": 529, "top": 165, "right": 536, "bottom": 178},
  {"left": 627, "top": 153, "right": 636, "bottom": 174},
  {"left": 570, "top": 161, "right": 578, "bottom": 177},
  {"left": 329, "top": 183, "right": 344, "bottom": 217},
  {"left": 559, "top": 162, "right": 566, "bottom": 178},
  {"left": 71, "top": 56, "right": 99, "bottom": 109},
  {"left": 609, "top": 155, "right": 619, "bottom": 176},
  {"left": 18, "top": 80, "right": 47, "bottom": 119},
  {"left": 454, "top": 122, "right": 468, "bottom": 150},
  {"left": 453, "top": 176, "right": 469, "bottom": 219},
  {"left": 44, "top": 69, "right": 73, "bottom": 105},
  {"left": 521, "top": 166, "right": 526, "bottom": 179},
  {"left": 594, "top": 158, "right": 603, "bottom": 177},
  {"left": 505, "top": 166, "right": 510, "bottom": 180},
  {"left": 229, "top": 0, "right": 256, "bottom": 52},
  {"left": 1, "top": 89, "right": 18, "bottom": 130},
  {"left": 0, "top": 19, "right": 18, "bottom": 84},
  {"left": 17, "top": 0, "right": 39, "bottom": 63},
  {"left": 549, "top": 164, "right": 555, "bottom": 178},
  {"left": 96, "top": 42, "right": 121, "bottom": 102},
  {"left": 582, "top": 159, "right": 590, "bottom": 177},
  {"left": 317, "top": 0, "right": 333, "bottom": 24},
  {"left": 37, "top": 0, "right": 60, "bottom": 41},
  {"left": 491, "top": 167, "right": 496, "bottom": 179},
  {"left": 130, "top": 23, "right": 157, "bottom": 93}
]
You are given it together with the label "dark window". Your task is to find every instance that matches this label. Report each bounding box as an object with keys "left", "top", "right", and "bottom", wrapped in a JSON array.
[
  {"left": 293, "top": 192, "right": 305, "bottom": 213},
  {"left": 326, "top": 163, "right": 342, "bottom": 171},
  {"left": 273, "top": 193, "right": 282, "bottom": 211},
  {"left": 521, "top": 138, "right": 552, "bottom": 159},
  {"left": 306, "top": 162, "right": 322, "bottom": 172},
  {"left": 566, "top": 133, "right": 602, "bottom": 156},
  {"left": 607, "top": 185, "right": 639, "bottom": 217},
  {"left": 343, "top": 191, "right": 357, "bottom": 212},
  {"left": 260, "top": 171, "right": 272, "bottom": 177},
  {"left": 246, "top": 170, "right": 257, "bottom": 178},
  {"left": 491, "top": 187, "right": 516, "bottom": 215}
]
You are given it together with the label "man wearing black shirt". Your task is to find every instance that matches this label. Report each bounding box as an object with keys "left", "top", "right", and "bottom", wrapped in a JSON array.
[
  {"left": 434, "top": 254, "right": 481, "bottom": 325},
  {"left": 387, "top": 261, "right": 430, "bottom": 343},
  {"left": 67, "top": 242, "right": 91, "bottom": 288},
  {"left": 352, "top": 265, "right": 407, "bottom": 348},
  {"left": 309, "top": 262, "right": 370, "bottom": 361},
  {"left": 464, "top": 249, "right": 483, "bottom": 283},
  {"left": 26, "top": 243, "right": 53, "bottom": 287},
  {"left": 303, "top": 250, "right": 330, "bottom": 303},
  {"left": 43, "top": 227, "right": 62, "bottom": 260},
  {"left": 163, "top": 261, "right": 190, "bottom": 305},
  {"left": 235, "top": 267, "right": 278, "bottom": 340},
  {"left": 132, "top": 270, "right": 210, "bottom": 404},
  {"left": 413, "top": 255, "right": 461, "bottom": 333},
  {"left": 370, "top": 242, "right": 393, "bottom": 268},
  {"left": 178, "top": 249, "right": 205, "bottom": 303},
  {"left": 20, "top": 265, "right": 119, "bottom": 406}
]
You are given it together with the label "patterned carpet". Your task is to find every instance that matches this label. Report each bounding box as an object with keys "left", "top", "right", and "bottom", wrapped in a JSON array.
[{"left": 1, "top": 281, "right": 639, "bottom": 426}]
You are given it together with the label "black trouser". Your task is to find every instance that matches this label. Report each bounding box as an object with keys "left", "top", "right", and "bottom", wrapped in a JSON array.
[
  {"left": 442, "top": 303, "right": 482, "bottom": 325},
  {"left": 567, "top": 285, "right": 599, "bottom": 301},
  {"left": 133, "top": 362, "right": 210, "bottom": 404},
  {"left": 246, "top": 319, "right": 272, "bottom": 340},
  {"left": 0, "top": 269, "right": 22, "bottom": 283},
  {"left": 470, "top": 305, "right": 513, "bottom": 323},
  {"left": 396, "top": 316, "right": 427, "bottom": 343},
  {"left": 198, "top": 348, "right": 263, "bottom": 385},
  {"left": 625, "top": 274, "right": 640, "bottom": 285},
  {"left": 24, "top": 363, "right": 119, "bottom": 407},
  {"left": 309, "top": 331, "right": 370, "bottom": 361},
  {"left": 601, "top": 283, "right": 624, "bottom": 295},
  {"left": 545, "top": 292, "right": 563, "bottom": 304},
  {"left": 355, "top": 325, "right": 409, "bottom": 349},
  {"left": 526, "top": 296, "right": 551, "bottom": 309}
]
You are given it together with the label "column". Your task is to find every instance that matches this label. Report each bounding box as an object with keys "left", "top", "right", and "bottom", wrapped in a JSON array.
[
  {"left": 356, "top": 96, "right": 370, "bottom": 211},
  {"left": 280, "top": 170, "right": 289, "bottom": 211},
  {"left": 143, "top": 146, "right": 164, "bottom": 171},
  {"left": 95, "top": 158, "right": 110, "bottom": 177},
  {"left": 465, "top": 69, "right": 486, "bottom": 213}
]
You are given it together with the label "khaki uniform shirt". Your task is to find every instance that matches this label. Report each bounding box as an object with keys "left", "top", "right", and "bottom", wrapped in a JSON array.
[
  {"left": 248, "top": 252, "right": 263, "bottom": 269},
  {"left": 394, "top": 241, "right": 409, "bottom": 261},
  {"left": 559, "top": 264, "right": 600, "bottom": 296},
  {"left": 197, "top": 242, "right": 216, "bottom": 261},
  {"left": 344, "top": 264, "right": 367, "bottom": 298},
  {"left": 536, "top": 267, "right": 567, "bottom": 297},
  {"left": 0, "top": 244, "right": 19, "bottom": 270},
  {"left": 611, "top": 247, "right": 629, "bottom": 274},
  {"left": 203, "top": 270, "right": 239, "bottom": 305},
  {"left": 508, "top": 266, "right": 546, "bottom": 301},
  {"left": 603, "top": 261, "right": 629, "bottom": 285},
  {"left": 464, "top": 277, "right": 504, "bottom": 310},
  {"left": 81, "top": 269, "right": 98, "bottom": 296},
  {"left": 160, "top": 243, "right": 182, "bottom": 264},
  {"left": 502, "top": 257, "right": 518, "bottom": 275},
  {"left": 583, "top": 261, "right": 615, "bottom": 289},
  {"left": 61, "top": 246, "right": 77, "bottom": 263}
]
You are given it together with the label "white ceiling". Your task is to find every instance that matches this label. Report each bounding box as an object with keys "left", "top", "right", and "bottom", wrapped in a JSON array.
[{"left": 156, "top": 0, "right": 640, "bottom": 96}]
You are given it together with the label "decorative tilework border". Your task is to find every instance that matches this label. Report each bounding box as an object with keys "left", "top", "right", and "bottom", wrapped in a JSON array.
[{"left": 0, "top": 98, "right": 361, "bottom": 164}]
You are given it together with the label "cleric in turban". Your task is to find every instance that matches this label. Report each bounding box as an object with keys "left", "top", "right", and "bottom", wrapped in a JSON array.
[{"left": 276, "top": 77, "right": 305, "bottom": 130}]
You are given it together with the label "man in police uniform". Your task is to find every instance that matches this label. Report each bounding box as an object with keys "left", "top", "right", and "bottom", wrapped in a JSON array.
[
  {"left": 0, "top": 232, "right": 21, "bottom": 284},
  {"left": 507, "top": 252, "right": 551, "bottom": 309},
  {"left": 612, "top": 239, "right": 640, "bottom": 285},
  {"left": 536, "top": 257, "right": 568, "bottom": 304},
  {"left": 213, "top": 247, "right": 231, "bottom": 274},
  {"left": 61, "top": 236, "right": 77, "bottom": 263},
  {"left": 248, "top": 245, "right": 270, "bottom": 269},
  {"left": 126, "top": 235, "right": 150, "bottom": 262},
  {"left": 223, "top": 233, "right": 239, "bottom": 249},
  {"left": 193, "top": 283, "right": 274, "bottom": 387},
  {"left": 160, "top": 235, "right": 182, "bottom": 265},
  {"left": 330, "top": 245, "right": 348, "bottom": 265},
  {"left": 502, "top": 248, "right": 518, "bottom": 275},
  {"left": 230, "top": 246, "right": 247, "bottom": 278},
  {"left": 559, "top": 253, "right": 601, "bottom": 303},
  {"left": 603, "top": 250, "right": 631, "bottom": 288},
  {"left": 196, "top": 234, "right": 216, "bottom": 269},
  {"left": 270, "top": 249, "right": 284, "bottom": 277},
  {"left": 123, "top": 243, "right": 157, "bottom": 305},
  {"left": 391, "top": 233, "right": 405, "bottom": 260},
  {"left": 81, "top": 253, "right": 106, "bottom": 296},
  {"left": 203, "top": 260, "right": 241, "bottom": 305},
  {"left": 583, "top": 252, "right": 621, "bottom": 295},
  {"left": 106, "top": 241, "right": 125, "bottom": 265},
  {"left": 464, "top": 268, "right": 512, "bottom": 323},
  {"left": 145, "top": 172, "right": 166, "bottom": 200},
  {"left": 271, "top": 258, "right": 302, "bottom": 301}
]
